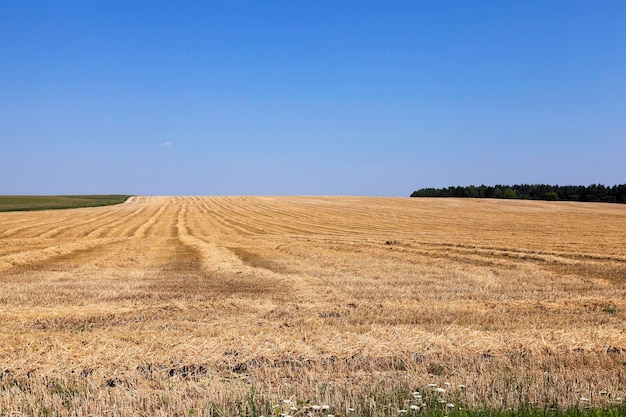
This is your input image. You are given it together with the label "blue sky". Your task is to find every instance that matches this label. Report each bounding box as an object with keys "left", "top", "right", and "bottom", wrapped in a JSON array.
[{"left": 2, "top": 1, "right": 625, "bottom": 196}]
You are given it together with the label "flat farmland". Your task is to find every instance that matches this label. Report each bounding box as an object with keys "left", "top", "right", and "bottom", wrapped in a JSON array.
[{"left": 1, "top": 196, "right": 625, "bottom": 415}]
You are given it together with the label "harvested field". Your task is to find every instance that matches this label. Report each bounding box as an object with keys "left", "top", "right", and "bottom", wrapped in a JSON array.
[{"left": 0, "top": 196, "right": 625, "bottom": 415}]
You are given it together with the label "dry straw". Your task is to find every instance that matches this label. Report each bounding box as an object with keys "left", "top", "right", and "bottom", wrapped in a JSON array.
[{"left": 0, "top": 196, "right": 625, "bottom": 414}]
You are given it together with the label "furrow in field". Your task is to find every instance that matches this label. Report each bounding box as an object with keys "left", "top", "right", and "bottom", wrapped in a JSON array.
[
  {"left": 83, "top": 206, "right": 147, "bottom": 238},
  {"left": 202, "top": 197, "right": 264, "bottom": 238},
  {"left": 220, "top": 196, "right": 387, "bottom": 236},
  {"left": 0, "top": 214, "right": 70, "bottom": 236},
  {"left": 144, "top": 198, "right": 184, "bottom": 238},
  {"left": 234, "top": 196, "right": 353, "bottom": 235},
  {"left": 130, "top": 202, "right": 171, "bottom": 238},
  {"left": 0, "top": 237, "right": 125, "bottom": 274},
  {"left": 191, "top": 199, "right": 266, "bottom": 240},
  {"left": 208, "top": 196, "right": 344, "bottom": 236},
  {"left": 3, "top": 238, "right": 135, "bottom": 274},
  {"left": 167, "top": 202, "right": 185, "bottom": 237},
  {"left": 183, "top": 201, "right": 221, "bottom": 238},
  {"left": 409, "top": 240, "right": 626, "bottom": 264},
  {"left": 32, "top": 208, "right": 127, "bottom": 239},
  {"left": 0, "top": 237, "right": 190, "bottom": 306},
  {"left": 171, "top": 204, "right": 297, "bottom": 300},
  {"left": 199, "top": 197, "right": 265, "bottom": 236},
  {"left": 247, "top": 197, "right": 355, "bottom": 228},
  {"left": 73, "top": 204, "right": 150, "bottom": 238},
  {"left": 204, "top": 207, "right": 261, "bottom": 236},
  {"left": 115, "top": 205, "right": 161, "bottom": 238},
  {"left": 127, "top": 196, "right": 170, "bottom": 238},
  {"left": 0, "top": 208, "right": 114, "bottom": 239},
  {"left": 0, "top": 239, "right": 56, "bottom": 257},
  {"left": 213, "top": 197, "right": 319, "bottom": 235},
  {"left": 204, "top": 197, "right": 254, "bottom": 230},
  {"left": 266, "top": 233, "right": 625, "bottom": 282},
  {"left": 190, "top": 198, "right": 371, "bottom": 300}
]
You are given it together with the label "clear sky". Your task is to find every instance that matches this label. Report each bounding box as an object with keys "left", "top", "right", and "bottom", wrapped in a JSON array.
[{"left": 2, "top": 1, "right": 625, "bottom": 196}]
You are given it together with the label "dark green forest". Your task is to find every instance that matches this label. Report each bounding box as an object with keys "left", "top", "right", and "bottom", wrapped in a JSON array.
[{"left": 410, "top": 184, "right": 626, "bottom": 203}]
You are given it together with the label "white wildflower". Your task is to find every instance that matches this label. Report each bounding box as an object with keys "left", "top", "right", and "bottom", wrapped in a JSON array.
[
  {"left": 436, "top": 387, "right": 446, "bottom": 393},
  {"left": 427, "top": 383, "right": 437, "bottom": 388},
  {"left": 398, "top": 410, "right": 408, "bottom": 414},
  {"left": 311, "top": 406, "right": 321, "bottom": 411},
  {"left": 580, "top": 397, "right": 590, "bottom": 402},
  {"left": 321, "top": 405, "right": 330, "bottom": 411},
  {"left": 447, "top": 403, "right": 455, "bottom": 408},
  {"left": 410, "top": 405, "right": 420, "bottom": 411}
]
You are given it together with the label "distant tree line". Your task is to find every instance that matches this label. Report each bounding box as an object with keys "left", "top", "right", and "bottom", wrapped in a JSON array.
[{"left": 410, "top": 184, "right": 626, "bottom": 203}]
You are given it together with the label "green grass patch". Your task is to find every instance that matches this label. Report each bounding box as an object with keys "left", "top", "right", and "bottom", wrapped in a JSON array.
[
  {"left": 0, "top": 195, "right": 132, "bottom": 212},
  {"left": 225, "top": 386, "right": 626, "bottom": 417},
  {"left": 435, "top": 407, "right": 626, "bottom": 417}
]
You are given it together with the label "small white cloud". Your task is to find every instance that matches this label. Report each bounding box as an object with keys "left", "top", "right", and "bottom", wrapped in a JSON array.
[{"left": 161, "top": 141, "right": 173, "bottom": 147}]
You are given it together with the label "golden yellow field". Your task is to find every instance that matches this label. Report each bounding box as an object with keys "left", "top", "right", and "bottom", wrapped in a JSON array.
[{"left": 1, "top": 196, "right": 625, "bottom": 415}]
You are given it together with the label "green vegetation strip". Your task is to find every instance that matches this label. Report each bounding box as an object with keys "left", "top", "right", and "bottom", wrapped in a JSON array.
[
  {"left": 392, "top": 408, "right": 626, "bottom": 417},
  {"left": 0, "top": 195, "right": 132, "bottom": 212}
]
